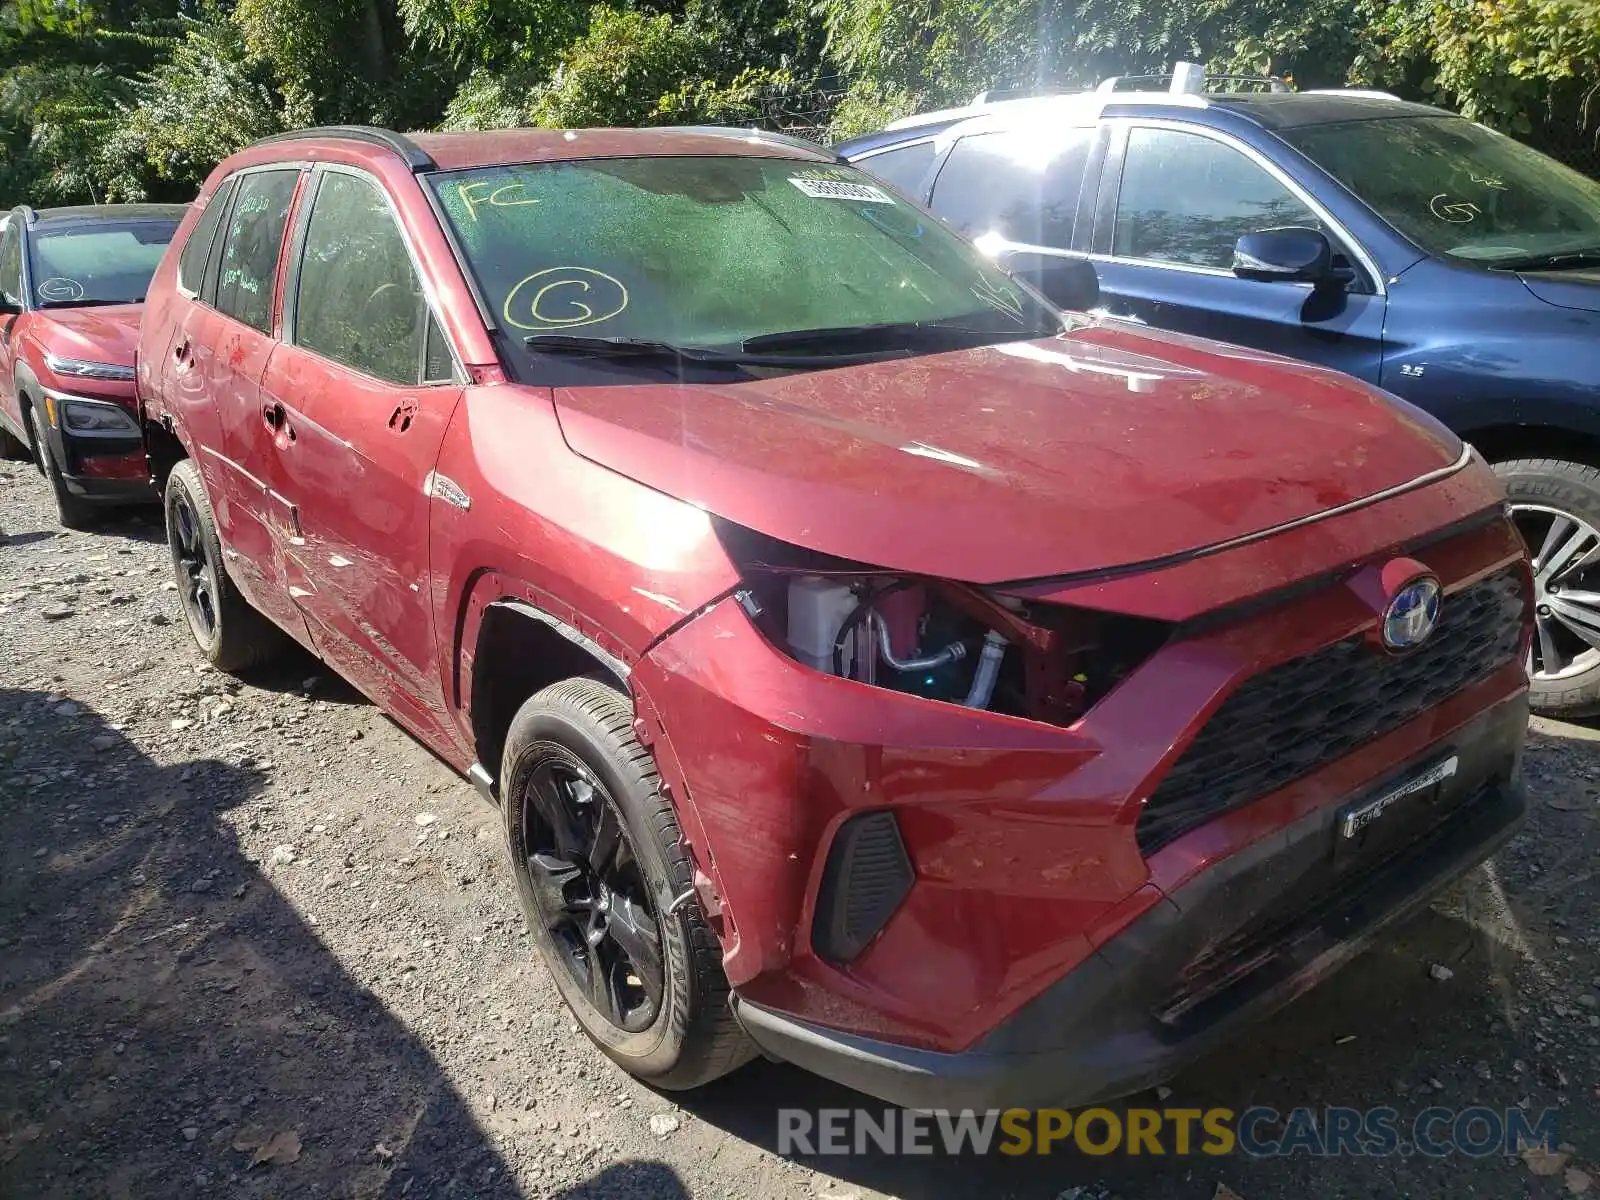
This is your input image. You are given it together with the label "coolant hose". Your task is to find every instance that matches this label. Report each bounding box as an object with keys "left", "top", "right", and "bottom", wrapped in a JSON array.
[{"left": 963, "top": 630, "right": 1009, "bottom": 709}]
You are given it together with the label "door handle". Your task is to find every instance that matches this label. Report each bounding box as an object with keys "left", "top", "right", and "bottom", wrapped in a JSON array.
[
  {"left": 171, "top": 338, "right": 193, "bottom": 372},
  {"left": 262, "top": 400, "right": 296, "bottom": 444}
]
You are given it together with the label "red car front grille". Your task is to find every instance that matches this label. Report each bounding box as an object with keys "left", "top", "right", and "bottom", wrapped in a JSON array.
[{"left": 1136, "top": 566, "right": 1527, "bottom": 855}]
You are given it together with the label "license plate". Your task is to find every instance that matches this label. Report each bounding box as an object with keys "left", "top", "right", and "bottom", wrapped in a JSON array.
[{"left": 1340, "top": 755, "right": 1459, "bottom": 841}]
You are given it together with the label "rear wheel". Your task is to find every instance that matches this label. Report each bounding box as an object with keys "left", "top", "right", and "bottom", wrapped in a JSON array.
[
  {"left": 27, "top": 403, "right": 95, "bottom": 530},
  {"left": 502, "top": 677, "right": 753, "bottom": 1090},
  {"left": 1496, "top": 457, "right": 1600, "bottom": 717},
  {"left": 164, "top": 459, "right": 282, "bottom": 672}
]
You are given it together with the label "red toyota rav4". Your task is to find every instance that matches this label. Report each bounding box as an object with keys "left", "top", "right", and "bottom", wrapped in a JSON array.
[
  {"left": 139, "top": 125, "right": 1531, "bottom": 1109},
  {"left": 1, "top": 203, "right": 187, "bottom": 527}
]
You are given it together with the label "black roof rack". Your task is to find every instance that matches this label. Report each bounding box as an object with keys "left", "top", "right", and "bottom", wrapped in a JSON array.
[
  {"left": 248, "top": 125, "right": 437, "bottom": 172},
  {"left": 662, "top": 125, "right": 842, "bottom": 161}
]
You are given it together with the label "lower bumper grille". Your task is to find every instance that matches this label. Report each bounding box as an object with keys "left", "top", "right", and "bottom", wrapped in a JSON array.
[{"left": 1137, "top": 566, "right": 1526, "bottom": 855}]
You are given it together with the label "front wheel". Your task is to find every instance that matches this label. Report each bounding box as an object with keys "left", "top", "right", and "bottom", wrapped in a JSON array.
[
  {"left": 1496, "top": 457, "right": 1600, "bottom": 718},
  {"left": 27, "top": 404, "right": 95, "bottom": 530},
  {"left": 502, "top": 677, "right": 753, "bottom": 1090}
]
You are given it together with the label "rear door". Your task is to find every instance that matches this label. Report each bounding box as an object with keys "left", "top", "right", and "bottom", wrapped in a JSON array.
[
  {"left": 1089, "top": 121, "right": 1388, "bottom": 381},
  {"left": 191, "top": 166, "right": 309, "bottom": 636},
  {"left": 926, "top": 124, "right": 1100, "bottom": 256},
  {"left": 264, "top": 164, "right": 464, "bottom": 745}
]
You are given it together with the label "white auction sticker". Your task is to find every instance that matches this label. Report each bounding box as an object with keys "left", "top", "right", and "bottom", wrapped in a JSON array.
[{"left": 789, "top": 177, "right": 895, "bottom": 204}]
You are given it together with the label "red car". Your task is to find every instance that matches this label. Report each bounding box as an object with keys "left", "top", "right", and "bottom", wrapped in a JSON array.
[
  {"left": 0, "top": 203, "right": 187, "bottom": 527},
  {"left": 139, "top": 125, "right": 1531, "bottom": 1108}
]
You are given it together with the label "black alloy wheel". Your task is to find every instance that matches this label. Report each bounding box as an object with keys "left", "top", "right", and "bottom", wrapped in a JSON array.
[
  {"left": 168, "top": 486, "right": 219, "bottom": 644},
  {"left": 518, "top": 744, "right": 665, "bottom": 1033}
]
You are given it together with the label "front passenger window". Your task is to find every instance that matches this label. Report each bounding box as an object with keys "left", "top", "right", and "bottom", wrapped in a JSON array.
[
  {"left": 293, "top": 171, "right": 433, "bottom": 386},
  {"left": 214, "top": 170, "right": 300, "bottom": 333}
]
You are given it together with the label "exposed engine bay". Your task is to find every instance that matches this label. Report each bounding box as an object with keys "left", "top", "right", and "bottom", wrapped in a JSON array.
[{"left": 717, "top": 522, "right": 1170, "bottom": 726}]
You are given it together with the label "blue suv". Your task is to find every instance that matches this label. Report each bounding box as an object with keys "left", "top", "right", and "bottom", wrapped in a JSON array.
[{"left": 841, "top": 80, "right": 1600, "bottom": 717}]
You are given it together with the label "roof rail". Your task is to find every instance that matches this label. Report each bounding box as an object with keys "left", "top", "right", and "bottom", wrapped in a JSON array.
[
  {"left": 1097, "top": 62, "right": 1291, "bottom": 95},
  {"left": 663, "top": 125, "right": 842, "bottom": 161},
  {"left": 968, "top": 86, "right": 1077, "bottom": 105},
  {"left": 1304, "top": 88, "right": 1400, "bottom": 100},
  {"left": 248, "top": 125, "right": 437, "bottom": 172}
]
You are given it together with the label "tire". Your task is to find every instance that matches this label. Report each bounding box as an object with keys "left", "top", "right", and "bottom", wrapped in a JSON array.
[
  {"left": 501, "top": 677, "right": 753, "bottom": 1090},
  {"left": 27, "top": 403, "right": 95, "bottom": 530},
  {"left": 1495, "top": 456, "right": 1600, "bottom": 718},
  {"left": 163, "top": 459, "right": 282, "bottom": 672}
]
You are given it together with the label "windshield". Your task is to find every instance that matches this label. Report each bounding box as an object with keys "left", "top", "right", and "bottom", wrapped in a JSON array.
[
  {"left": 27, "top": 219, "right": 179, "bottom": 306},
  {"left": 428, "top": 155, "right": 1056, "bottom": 376},
  {"left": 1284, "top": 116, "right": 1600, "bottom": 267}
]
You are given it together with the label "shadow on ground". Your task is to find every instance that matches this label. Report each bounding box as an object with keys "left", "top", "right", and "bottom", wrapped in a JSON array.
[{"left": 0, "top": 686, "right": 520, "bottom": 1199}]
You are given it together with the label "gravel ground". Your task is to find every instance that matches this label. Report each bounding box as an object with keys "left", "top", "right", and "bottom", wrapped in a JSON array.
[{"left": 1, "top": 459, "right": 1598, "bottom": 1200}]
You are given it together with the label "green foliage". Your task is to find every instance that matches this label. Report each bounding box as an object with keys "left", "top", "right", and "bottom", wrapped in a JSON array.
[
  {"left": 110, "top": 17, "right": 283, "bottom": 194},
  {"left": 528, "top": 6, "right": 762, "bottom": 127},
  {"left": 3, "top": 0, "right": 1599, "bottom": 206}
]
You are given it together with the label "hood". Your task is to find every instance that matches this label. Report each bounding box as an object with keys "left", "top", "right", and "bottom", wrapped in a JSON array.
[
  {"left": 551, "top": 321, "right": 1464, "bottom": 584},
  {"left": 35, "top": 303, "right": 143, "bottom": 367},
  {"left": 1518, "top": 269, "right": 1600, "bottom": 314}
]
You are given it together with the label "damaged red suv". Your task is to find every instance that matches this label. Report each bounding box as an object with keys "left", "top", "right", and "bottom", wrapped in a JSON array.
[
  {"left": 0, "top": 204, "right": 187, "bottom": 527},
  {"left": 139, "top": 125, "right": 1531, "bottom": 1108}
]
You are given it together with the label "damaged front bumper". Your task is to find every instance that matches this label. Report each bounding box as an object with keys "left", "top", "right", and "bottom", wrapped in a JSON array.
[{"left": 733, "top": 692, "right": 1526, "bottom": 1110}]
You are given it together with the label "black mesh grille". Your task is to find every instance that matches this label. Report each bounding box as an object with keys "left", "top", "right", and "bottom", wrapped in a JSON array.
[
  {"left": 812, "top": 811, "right": 914, "bottom": 962},
  {"left": 1136, "top": 567, "right": 1526, "bottom": 855}
]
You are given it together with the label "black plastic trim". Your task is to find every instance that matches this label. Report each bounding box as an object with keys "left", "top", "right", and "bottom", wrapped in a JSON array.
[{"left": 812, "top": 811, "right": 915, "bottom": 962}]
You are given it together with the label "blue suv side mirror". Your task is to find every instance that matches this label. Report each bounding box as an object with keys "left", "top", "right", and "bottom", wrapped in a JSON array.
[{"left": 1233, "top": 227, "right": 1337, "bottom": 287}]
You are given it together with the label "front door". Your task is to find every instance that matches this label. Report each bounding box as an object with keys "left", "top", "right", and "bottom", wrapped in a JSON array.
[
  {"left": 265, "top": 166, "right": 464, "bottom": 746},
  {"left": 1091, "top": 124, "right": 1388, "bottom": 383}
]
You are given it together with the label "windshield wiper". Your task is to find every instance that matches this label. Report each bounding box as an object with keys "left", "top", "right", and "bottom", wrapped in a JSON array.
[
  {"left": 523, "top": 332, "right": 904, "bottom": 368},
  {"left": 36, "top": 297, "right": 140, "bottom": 309},
  {"left": 741, "top": 315, "right": 1056, "bottom": 355},
  {"left": 1488, "top": 249, "right": 1600, "bottom": 272}
]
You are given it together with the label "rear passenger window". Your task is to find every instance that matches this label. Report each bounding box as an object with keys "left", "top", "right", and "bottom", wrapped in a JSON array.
[
  {"left": 214, "top": 170, "right": 299, "bottom": 333},
  {"left": 930, "top": 128, "right": 1094, "bottom": 248},
  {"left": 178, "top": 177, "right": 236, "bottom": 298},
  {"left": 293, "top": 171, "right": 433, "bottom": 386},
  {"left": 856, "top": 142, "right": 936, "bottom": 197}
]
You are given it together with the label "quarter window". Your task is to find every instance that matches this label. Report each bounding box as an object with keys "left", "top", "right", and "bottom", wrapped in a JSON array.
[
  {"left": 1113, "top": 128, "right": 1319, "bottom": 269},
  {"left": 214, "top": 170, "right": 299, "bottom": 333},
  {"left": 857, "top": 142, "right": 936, "bottom": 197},
  {"left": 293, "top": 171, "right": 434, "bottom": 386},
  {"left": 931, "top": 128, "right": 1094, "bottom": 248},
  {"left": 179, "top": 178, "right": 237, "bottom": 298}
]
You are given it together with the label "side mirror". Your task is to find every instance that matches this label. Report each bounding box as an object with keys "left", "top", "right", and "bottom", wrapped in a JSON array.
[
  {"left": 1233, "top": 227, "right": 1337, "bottom": 286},
  {"left": 997, "top": 251, "right": 1100, "bottom": 312},
  {"left": 0, "top": 298, "right": 19, "bottom": 317}
]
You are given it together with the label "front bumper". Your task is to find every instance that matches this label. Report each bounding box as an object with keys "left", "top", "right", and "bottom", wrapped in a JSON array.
[
  {"left": 735, "top": 692, "right": 1527, "bottom": 1110},
  {"left": 39, "top": 388, "right": 152, "bottom": 503}
]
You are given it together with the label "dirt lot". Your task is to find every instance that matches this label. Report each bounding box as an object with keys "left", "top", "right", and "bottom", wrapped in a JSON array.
[{"left": 1, "top": 460, "right": 1598, "bottom": 1200}]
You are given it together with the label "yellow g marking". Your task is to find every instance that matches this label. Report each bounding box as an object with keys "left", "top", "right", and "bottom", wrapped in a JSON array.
[{"left": 503, "top": 267, "right": 629, "bottom": 331}]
